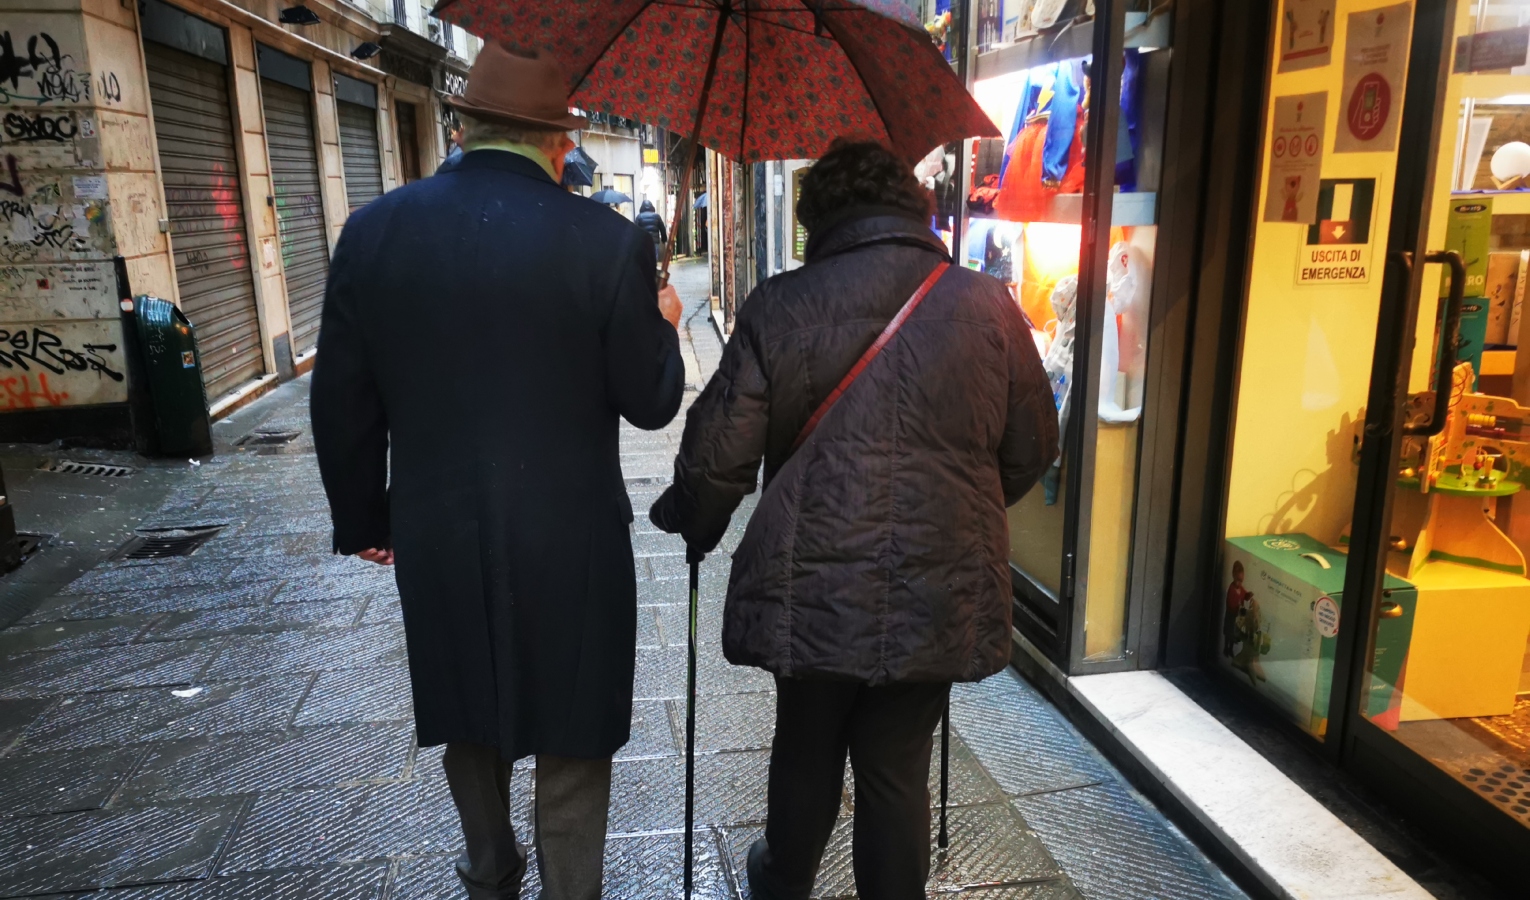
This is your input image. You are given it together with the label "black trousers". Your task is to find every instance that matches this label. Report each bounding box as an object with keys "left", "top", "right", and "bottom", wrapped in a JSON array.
[
  {"left": 750, "top": 677, "right": 951, "bottom": 900},
  {"left": 441, "top": 744, "right": 612, "bottom": 900}
]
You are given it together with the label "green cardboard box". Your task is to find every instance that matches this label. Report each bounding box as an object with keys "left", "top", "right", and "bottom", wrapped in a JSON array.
[
  {"left": 1221, "top": 534, "right": 1416, "bottom": 736},
  {"left": 1441, "top": 195, "right": 1491, "bottom": 300}
]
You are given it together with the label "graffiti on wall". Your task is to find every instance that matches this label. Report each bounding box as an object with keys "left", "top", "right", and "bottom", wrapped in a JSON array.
[
  {"left": 0, "top": 109, "right": 99, "bottom": 169},
  {"left": 0, "top": 172, "right": 110, "bottom": 263},
  {"left": 0, "top": 318, "right": 126, "bottom": 408},
  {"left": 0, "top": 28, "right": 92, "bottom": 106}
]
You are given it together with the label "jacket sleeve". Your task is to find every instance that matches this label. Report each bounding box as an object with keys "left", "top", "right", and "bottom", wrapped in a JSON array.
[
  {"left": 998, "top": 300, "right": 1059, "bottom": 506},
  {"left": 648, "top": 297, "right": 770, "bottom": 553},
  {"left": 605, "top": 229, "right": 684, "bottom": 430},
  {"left": 310, "top": 227, "right": 391, "bottom": 555}
]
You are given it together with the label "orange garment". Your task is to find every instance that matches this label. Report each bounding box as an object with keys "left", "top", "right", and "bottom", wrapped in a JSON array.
[
  {"left": 994, "top": 108, "right": 1088, "bottom": 222},
  {"left": 994, "top": 118, "right": 1049, "bottom": 222}
]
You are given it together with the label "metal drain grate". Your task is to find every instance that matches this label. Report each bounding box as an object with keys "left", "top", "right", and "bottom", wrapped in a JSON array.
[
  {"left": 1462, "top": 762, "right": 1530, "bottom": 823},
  {"left": 237, "top": 430, "right": 301, "bottom": 447},
  {"left": 39, "top": 459, "right": 136, "bottom": 477},
  {"left": 111, "top": 525, "right": 225, "bottom": 560}
]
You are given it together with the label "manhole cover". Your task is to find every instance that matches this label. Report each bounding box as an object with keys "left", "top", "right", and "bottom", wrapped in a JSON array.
[
  {"left": 39, "top": 459, "right": 136, "bottom": 477},
  {"left": 111, "top": 525, "right": 225, "bottom": 560},
  {"left": 237, "top": 430, "right": 301, "bottom": 447}
]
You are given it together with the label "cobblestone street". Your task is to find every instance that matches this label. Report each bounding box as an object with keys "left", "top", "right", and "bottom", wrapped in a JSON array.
[{"left": 0, "top": 259, "right": 1246, "bottom": 900}]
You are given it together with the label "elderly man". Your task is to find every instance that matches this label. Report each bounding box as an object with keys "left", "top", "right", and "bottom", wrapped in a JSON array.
[{"left": 312, "top": 43, "right": 684, "bottom": 900}]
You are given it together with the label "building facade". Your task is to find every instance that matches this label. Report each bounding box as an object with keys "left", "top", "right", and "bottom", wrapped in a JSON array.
[{"left": 0, "top": 0, "right": 477, "bottom": 443}]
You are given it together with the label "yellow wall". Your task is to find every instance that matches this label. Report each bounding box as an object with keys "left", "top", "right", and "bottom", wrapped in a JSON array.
[{"left": 1224, "top": 0, "right": 1409, "bottom": 545}]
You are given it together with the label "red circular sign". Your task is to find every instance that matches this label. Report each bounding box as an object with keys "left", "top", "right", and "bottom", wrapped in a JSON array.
[
  {"left": 1347, "top": 72, "right": 1391, "bottom": 143},
  {"left": 1273, "top": 136, "right": 1286, "bottom": 158},
  {"left": 1305, "top": 134, "right": 1320, "bottom": 156}
]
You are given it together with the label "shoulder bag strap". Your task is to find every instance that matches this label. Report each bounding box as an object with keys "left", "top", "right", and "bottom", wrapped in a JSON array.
[{"left": 789, "top": 262, "right": 950, "bottom": 453}]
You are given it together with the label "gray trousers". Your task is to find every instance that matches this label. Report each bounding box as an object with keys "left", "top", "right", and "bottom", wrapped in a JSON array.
[{"left": 442, "top": 743, "right": 613, "bottom": 900}]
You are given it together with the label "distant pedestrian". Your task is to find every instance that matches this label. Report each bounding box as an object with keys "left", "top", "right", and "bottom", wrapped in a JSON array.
[
  {"left": 650, "top": 139, "right": 1057, "bottom": 900},
  {"left": 635, "top": 199, "right": 667, "bottom": 252},
  {"left": 312, "top": 42, "right": 685, "bottom": 900}
]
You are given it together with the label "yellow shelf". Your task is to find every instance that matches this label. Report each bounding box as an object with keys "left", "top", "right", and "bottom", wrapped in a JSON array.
[{"left": 1482, "top": 349, "right": 1516, "bottom": 377}]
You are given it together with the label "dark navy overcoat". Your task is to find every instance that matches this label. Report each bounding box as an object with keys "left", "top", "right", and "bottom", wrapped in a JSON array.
[{"left": 312, "top": 150, "right": 683, "bottom": 759}]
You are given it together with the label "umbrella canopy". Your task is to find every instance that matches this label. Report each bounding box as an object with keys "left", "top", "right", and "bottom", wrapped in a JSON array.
[
  {"left": 431, "top": 0, "right": 998, "bottom": 165},
  {"left": 562, "top": 145, "right": 598, "bottom": 187},
  {"left": 590, "top": 189, "right": 633, "bottom": 205},
  {"left": 694, "top": 192, "right": 709, "bottom": 210}
]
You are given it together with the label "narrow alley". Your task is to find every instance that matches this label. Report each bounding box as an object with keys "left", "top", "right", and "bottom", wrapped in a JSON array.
[{"left": 0, "top": 260, "right": 1244, "bottom": 900}]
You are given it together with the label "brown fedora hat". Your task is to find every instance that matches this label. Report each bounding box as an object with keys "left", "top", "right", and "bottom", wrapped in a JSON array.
[{"left": 446, "top": 43, "right": 588, "bottom": 131}]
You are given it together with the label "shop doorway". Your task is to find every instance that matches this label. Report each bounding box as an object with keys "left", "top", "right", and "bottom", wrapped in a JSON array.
[
  {"left": 1215, "top": 0, "right": 1530, "bottom": 877},
  {"left": 396, "top": 101, "right": 422, "bottom": 184},
  {"left": 335, "top": 73, "right": 384, "bottom": 215}
]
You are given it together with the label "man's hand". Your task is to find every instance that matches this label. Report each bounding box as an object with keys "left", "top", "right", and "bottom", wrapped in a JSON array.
[
  {"left": 659, "top": 283, "right": 683, "bottom": 329},
  {"left": 357, "top": 548, "right": 395, "bottom": 566}
]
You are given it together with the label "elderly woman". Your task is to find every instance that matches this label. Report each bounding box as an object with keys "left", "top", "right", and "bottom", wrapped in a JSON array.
[{"left": 650, "top": 139, "right": 1056, "bottom": 899}]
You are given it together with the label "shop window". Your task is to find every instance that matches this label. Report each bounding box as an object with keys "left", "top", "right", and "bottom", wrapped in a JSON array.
[{"left": 963, "top": 18, "right": 1171, "bottom": 662}]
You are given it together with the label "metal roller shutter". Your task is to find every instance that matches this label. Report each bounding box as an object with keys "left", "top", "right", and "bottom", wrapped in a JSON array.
[
  {"left": 144, "top": 41, "right": 265, "bottom": 402},
  {"left": 338, "top": 101, "right": 383, "bottom": 214},
  {"left": 262, "top": 78, "right": 329, "bottom": 354}
]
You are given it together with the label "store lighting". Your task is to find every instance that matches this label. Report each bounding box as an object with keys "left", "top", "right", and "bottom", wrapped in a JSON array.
[
  {"left": 278, "top": 5, "right": 322, "bottom": 25},
  {"left": 351, "top": 41, "right": 382, "bottom": 60}
]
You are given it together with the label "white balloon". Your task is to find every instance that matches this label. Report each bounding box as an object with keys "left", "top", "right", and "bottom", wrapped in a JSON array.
[{"left": 1491, "top": 141, "right": 1530, "bottom": 181}]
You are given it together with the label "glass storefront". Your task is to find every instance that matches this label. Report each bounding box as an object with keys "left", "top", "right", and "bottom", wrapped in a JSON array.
[
  {"left": 953, "top": 2, "right": 1177, "bottom": 666},
  {"left": 1216, "top": 0, "right": 1530, "bottom": 861}
]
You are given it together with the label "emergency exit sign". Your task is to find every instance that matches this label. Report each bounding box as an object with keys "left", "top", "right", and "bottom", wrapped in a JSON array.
[{"left": 1296, "top": 178, "right": 1376, "bottom": 286}]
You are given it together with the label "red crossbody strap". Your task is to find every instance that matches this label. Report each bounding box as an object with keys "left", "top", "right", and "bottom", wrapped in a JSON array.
[{"left": 790, "top": 262, "right": 951, "bottom": 453}]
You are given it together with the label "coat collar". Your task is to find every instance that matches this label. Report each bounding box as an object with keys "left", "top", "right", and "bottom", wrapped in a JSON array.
[
  {"left": 803, "top": 206, "right": 951, "bottom": 264},
  {"left": 450, "top": 148, "right": 558, "bottom": 186}
]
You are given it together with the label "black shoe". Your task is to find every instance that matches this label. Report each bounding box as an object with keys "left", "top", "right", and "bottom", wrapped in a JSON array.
[{"left": 747, "top": 837, "right": 805, "bottom": 900}]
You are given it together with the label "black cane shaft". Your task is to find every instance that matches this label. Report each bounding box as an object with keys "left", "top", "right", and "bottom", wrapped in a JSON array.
[
  {"left": 938, "top": 700, "right": 950, "bottom": 850},
  {"left": 684, "top": 557, "right": 699, "bottom": 898}
]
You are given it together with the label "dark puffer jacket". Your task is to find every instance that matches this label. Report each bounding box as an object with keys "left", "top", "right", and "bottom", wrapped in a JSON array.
[
  {"left": 635, "top": 200, "right": 667, "bottom": 248},
  {"left": 650, "top": 208, "right": 1056, "bottom": 684}
]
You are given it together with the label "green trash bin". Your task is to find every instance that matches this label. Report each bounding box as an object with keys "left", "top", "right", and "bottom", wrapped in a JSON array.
[{"left": 132, "top": 295, "right": 213, "bottom": 457}]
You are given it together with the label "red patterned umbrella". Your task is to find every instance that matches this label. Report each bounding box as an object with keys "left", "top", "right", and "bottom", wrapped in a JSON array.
[{"left": 432, "top": 0, "right": 999, "bottom": 272}]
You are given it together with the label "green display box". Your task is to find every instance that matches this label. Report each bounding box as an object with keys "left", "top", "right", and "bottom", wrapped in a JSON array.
[{"left": 1221, "top": 534, "right": 1417, "bottom": 736}]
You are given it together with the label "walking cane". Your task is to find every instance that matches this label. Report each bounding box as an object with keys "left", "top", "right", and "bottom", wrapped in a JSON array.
[
  {"left": 684, "top": 547, "right": 702, "bottom": 899},
  {"left": 938, "top": 698, "right": 950, "bottom": 851}
]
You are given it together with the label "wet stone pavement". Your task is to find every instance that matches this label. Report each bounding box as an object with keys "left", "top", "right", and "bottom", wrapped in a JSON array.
[{"left": 0, "top": 259, "right": 1246, "bottom": 899}]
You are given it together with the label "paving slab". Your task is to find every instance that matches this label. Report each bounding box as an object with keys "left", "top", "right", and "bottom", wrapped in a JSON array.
[
  {"left": 117, "top": 723, "right": 415, "bottom": 802},
  {"left": 0, "top": 798, "right": 244, "bottom": 896}
]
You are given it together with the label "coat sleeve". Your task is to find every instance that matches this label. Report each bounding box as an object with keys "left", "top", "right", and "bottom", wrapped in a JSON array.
[
  {"left": 310, "top": 226, "right": 391, "bottom": 555},
  {"left": 998, "top": 299, "right": 1059, "bottom": 506},
  {"left": 648, "top": 295, "right": 770, "bottom": 553},
  {"left": 605, "top": 229, "right": 684, "bottom": 430}
]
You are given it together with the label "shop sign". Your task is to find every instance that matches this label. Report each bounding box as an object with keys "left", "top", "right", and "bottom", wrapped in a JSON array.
[
  {"left": 1278, "top": 0, "right": 1336, "bottom": 73},
  {"left": 1263, "top": 92, "right": 1327, "bottom": 224},
  {"left": 643, "top": 148, "right": 659, "bottom": 164},
  {"left": 1454, "top": 26, "right": 1530, "bottom": 73},
  {"left": 1335, "top": 2, "right": 1412, "bottom": 154},
  {"left": 1295, "top": 178, "right": 1376, "bottom": 285}
]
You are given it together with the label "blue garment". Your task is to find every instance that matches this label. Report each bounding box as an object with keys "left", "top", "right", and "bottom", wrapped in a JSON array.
[
  {"left": 1115, "top": 49, "right": 1143, "bottom": 192},
  {"left": 1041, "top": 60, "right": 1084, "bottom": 186}
]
